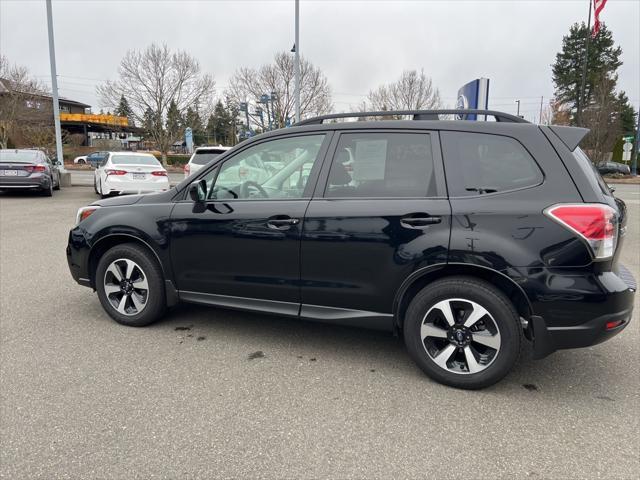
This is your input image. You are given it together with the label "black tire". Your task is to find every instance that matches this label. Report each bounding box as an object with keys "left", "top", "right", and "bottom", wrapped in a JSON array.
[
  {"left": 404, "top": 276, "right": 522, "bottom": 390},
  {"left": 95, "top": 243, "right": 166, "bottom": 327},
  {"left": 41, "top": 179, "right": 53, "bottom": 197},
  {"left": 94, "top": 178, "right": 98, "bottom": 194}
]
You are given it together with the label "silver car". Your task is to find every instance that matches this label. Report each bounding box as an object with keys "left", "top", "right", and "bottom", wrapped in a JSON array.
[{"left": 0, "top": 149, "right": 61, "bottom": 196}]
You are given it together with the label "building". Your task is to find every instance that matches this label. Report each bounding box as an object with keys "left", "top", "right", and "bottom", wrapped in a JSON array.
[{"left": 1, "top": 77, "right": 142, "bottom": 147}]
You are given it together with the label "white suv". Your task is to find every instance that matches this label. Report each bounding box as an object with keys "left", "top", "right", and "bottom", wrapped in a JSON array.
[{"left": 184, "top": 146, "right": 231, "bottom": 178}]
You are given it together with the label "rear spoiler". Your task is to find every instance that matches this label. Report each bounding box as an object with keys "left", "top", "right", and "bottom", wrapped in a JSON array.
[{"left": 548, "top": 126, "right": 589, "bottom": 152}]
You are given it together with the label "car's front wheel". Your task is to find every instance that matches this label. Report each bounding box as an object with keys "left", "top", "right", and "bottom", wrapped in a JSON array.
[
  {"left": 404, "top": 276, "right": 522, "bottom": 389},
  {"left": 95, "top": 243, "right": 166, "bottom": 327}
]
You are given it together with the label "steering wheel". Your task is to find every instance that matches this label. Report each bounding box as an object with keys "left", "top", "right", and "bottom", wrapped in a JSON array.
[{"left": 240, "top": 180, "right": 269, "bottom": 199}]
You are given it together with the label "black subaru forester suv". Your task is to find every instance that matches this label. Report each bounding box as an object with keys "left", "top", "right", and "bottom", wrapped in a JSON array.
[{"left": 67, "top": 109, "right": 636, "bottom": 389}]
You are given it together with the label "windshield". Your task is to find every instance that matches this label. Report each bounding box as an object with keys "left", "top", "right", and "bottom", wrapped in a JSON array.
[
  {"left": 0, "top": 150, "right": 41, "bottom": 163},
  {"left": 111, "top": 155, "right": 161, "bottom": 166},
  {"left": 191, "top": 151, "right": 225, "bottom": 165}
]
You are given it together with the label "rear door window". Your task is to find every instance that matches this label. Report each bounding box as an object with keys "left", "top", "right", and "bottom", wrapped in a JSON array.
[
  {"left": 324, "top": 132, "right": 437, "bottom": 198},
  {"left": 441, "top": 132, "right": 543, "bottom": 196}
]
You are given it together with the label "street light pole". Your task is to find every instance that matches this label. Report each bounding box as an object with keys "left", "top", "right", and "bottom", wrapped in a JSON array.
[
  {"left": 515, "top": 100, "right": 521, "bottom": 117},
  {"left": 46, "top": 0, "right": 65, "bottom": 173},
  {"left": 632, "top": 104, "right": 639, "bottom": 176},
  {"left": 294, "top": 0, "right": 300, "bottom": 124}
]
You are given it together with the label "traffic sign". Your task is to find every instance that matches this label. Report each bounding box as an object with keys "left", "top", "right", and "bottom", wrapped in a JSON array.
[{"left": 622, "top": 142, "right": 632, "bottom": 152}]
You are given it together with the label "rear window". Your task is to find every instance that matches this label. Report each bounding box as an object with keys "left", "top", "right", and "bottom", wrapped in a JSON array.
[
  {"left": 573, "top": 147, "right": 613, "bottom": 197},
  {"left": 111, "top": 155, "right": 160, "bottom": 166},
  {"left": 0, "top": 150, "right": 41, "bottom": 163},
  {"left": 325, "top": 132, "right": 437, "bottom": 198},
  {"left": 441, "top": 132, "right": 543, "bottom": 196},
  {"left": 191, "top": 150, "right": 226, "bottom": 165}
]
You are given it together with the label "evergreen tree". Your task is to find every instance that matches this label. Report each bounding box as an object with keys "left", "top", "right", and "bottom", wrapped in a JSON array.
[
  {"left": 184, "top": 105, "right": 204, "bottom": 143},
  {"left": 114, "top": 95, "right": 135, "bottom": 126},
  {"left": 616, "top": 91, "right": 637, "bottom": 134},
  {"left": 166, "top": 100, "right": 183, "bottom": 142},
  {"left": 552, "top": 23, "right": 622, "bottom": 124}
]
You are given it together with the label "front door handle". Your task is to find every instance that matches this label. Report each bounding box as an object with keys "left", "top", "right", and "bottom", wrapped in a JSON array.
[
  {"left": 267, "top": 216, "right": 300, "bottom": 230},
  {"left": 400, "top": 216, "right": 442, "bottom": 228}
]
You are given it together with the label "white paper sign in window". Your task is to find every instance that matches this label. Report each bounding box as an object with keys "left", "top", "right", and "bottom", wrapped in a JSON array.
[{"left": 353, "top": 139, "right": 387, "bottom": 181}]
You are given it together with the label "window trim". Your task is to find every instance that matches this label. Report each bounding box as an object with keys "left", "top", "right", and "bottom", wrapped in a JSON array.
[
  {"left": 180, "top": 131, "right": 333, "bottom": 203},
  {"left": 440, "top": 130, "right": 546, "bottom": 199},
  {"left": 316, "top": 129, "right": 447, "bottom": 201}
]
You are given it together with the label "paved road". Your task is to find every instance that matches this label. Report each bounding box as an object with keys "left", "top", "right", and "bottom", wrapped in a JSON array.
[
  {"left": 69, "top": 170, "right": 185, "bottom": 188},
  {"left": 1, "top": 184, "right": 638, "bottom": 479}
]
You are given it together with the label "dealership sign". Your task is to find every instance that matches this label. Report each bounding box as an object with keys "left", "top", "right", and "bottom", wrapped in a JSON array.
[{"left": 456, "top": 78, "right": 490, "bottom": 120}]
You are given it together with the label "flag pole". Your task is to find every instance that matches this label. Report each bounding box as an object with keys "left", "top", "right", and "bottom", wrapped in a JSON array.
[{"left": 576, "top": 0, "right": 593, "bottom": 126}]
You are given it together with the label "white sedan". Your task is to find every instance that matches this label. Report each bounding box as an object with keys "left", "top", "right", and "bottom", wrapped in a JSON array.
[{"left": 94, "top": 152, "right": 169, "bottom": 197}]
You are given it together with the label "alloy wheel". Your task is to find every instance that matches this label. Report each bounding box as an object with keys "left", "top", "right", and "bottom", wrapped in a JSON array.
[
  {"left": 420, "top": 298, "right": 501, "bottom": 375},
  {"left": 103, "top": 258, "right": 149, "bottom": 316}
]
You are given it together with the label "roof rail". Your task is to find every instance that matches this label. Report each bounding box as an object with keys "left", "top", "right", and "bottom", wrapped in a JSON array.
[{"left": 296, "top": 109, "right": 529, "bottom": 126}]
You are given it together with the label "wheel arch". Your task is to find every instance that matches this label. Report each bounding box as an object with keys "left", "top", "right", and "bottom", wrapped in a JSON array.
[
  {"left": 394, "top": 263, "right": 533, "bottom": 331},
  {"left": 87, "top": 233, "right": 178, "bottom": 306}
]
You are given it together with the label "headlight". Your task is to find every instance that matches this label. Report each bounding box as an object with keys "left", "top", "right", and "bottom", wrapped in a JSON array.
[{"left": 76, "top": 206, "right": 100, "bottom": 225}]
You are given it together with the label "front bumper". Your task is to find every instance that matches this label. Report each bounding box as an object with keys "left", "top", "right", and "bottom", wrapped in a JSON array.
[{"left": 528, "top": 264, "right": 636, "bottom": 358}]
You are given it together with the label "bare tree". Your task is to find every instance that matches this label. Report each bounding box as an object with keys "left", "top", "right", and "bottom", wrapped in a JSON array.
[
  {"left": 97, "top": 44, "right": 215, "bottom": 164},
  {"left": 581, "top": 73, "right": 622, "bottom": 164},
  {"left": 364, "top": 70, "right": 441, "bottom": 113},
  {"left": 0, "top": 55, "right": 52, "bottom": 149},
  {"left": 227, "top": 52, "right": 332, "bottom": 130}
]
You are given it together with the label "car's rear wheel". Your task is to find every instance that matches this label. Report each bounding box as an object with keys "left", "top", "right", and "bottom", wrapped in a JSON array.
[
  {"left": 41, "top": 179, "right": 53, "bottom": 197},
  {"left": 404, "top": 276, "right": 522, "bottom": 389},
  {"left": 95, "top": 243, "right": 166, "bottom": 327}
]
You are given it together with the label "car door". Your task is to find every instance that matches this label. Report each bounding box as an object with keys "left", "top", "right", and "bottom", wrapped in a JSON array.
[
  {"left": 300, "top": 130, "right": 451, "bottom": 327},
  {"left": 170, "top": 133, "right": 331, "bottom": 314}
]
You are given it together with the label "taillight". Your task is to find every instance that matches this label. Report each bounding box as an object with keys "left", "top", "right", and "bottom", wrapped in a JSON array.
[
  {"left": 25, "top": 165, "right": 46, "bottom": 173},
  {"left": 105, "top": 169, "right": 127, "bottom": 176},
  {"left": 544, "top": 203, "right": 618, "bottom": 260},
  {"left": 184, "top": 164, "right": 190, "bottom": 175},
  {"left": 151, "top": 170, "right": 167, "bottom": 176},
  {"left": 76, "top": 206, "right": 100, "bottom": 224}
]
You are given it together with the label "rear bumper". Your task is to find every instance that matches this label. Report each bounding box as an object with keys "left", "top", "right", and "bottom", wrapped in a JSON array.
[
  {"left": 0, "top": 174, "right": 49, "bottom": 189},
  {"left": 528, "top": 264, "right": 636, "bottom": 358},
  {"left": 103, "top": 177, "right": 169, "bottom": 195}
]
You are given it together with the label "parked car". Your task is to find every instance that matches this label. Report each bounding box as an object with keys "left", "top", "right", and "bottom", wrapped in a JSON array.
[
  {"left": 86, "top": 151, "right": 109, "bottom": 168},
  {"left": 597, "top": 161, "right": 630, "bottom": 176},
  {"left": 67, "top": 109, "right": 635, "bottom": 389},
  {"left": 0, "top": 149, "right": 61, "bottom": 196},
  {"left": 184, "top": 145, "right": 231, "bottom": 178},
  {"left": 94, "top": 151, "right": 169, "bottom": 198},
  {"left": 73, "top": 155, "right": 88, "bottom": 164}
]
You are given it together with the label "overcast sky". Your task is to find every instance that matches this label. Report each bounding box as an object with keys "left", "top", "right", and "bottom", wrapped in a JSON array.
[{"left": 1, "top": 0, "right": 639, "bottom": 122}]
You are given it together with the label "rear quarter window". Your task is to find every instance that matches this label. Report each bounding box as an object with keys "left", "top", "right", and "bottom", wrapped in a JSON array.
[
  {"left": 573, "top": 147, "right": 613, "bottom": 198},
  {"left": 441, "top": 131, "right": 543, "bottom": 197}
]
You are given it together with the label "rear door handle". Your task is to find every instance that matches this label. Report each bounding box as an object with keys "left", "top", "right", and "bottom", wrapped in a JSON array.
[
  {"left": 267, "top": 216, "right": 300, "bottom": 230},
  {"left": 400, "top": 216, "right": 442, "bottom": 228}
]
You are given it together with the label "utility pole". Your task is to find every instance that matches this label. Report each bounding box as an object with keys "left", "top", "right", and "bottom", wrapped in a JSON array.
[
  {"left": 46, "top": 0, "right": 65, "bottom": 174},
  {"left": 294, "top": 0, "right": 300, "bottom": 124},
  {"left": 538, "top": 96, "right": 544, "bottom": 124},
  {"left": 577, "top": 0, "right": 593, "bottom": 126},
  {"left": 515, "top": 100, "right": 521, "bottom": 117},
  {"left": 632, "top": 105, "right": 639, "bottom": 176}
]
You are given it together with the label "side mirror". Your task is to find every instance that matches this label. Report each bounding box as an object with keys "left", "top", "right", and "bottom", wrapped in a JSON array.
[{"left": 188, "top": 179, "right": 207, "bottom": 203}]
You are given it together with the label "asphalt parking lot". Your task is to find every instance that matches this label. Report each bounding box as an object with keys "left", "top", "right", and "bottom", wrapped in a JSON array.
[{"left": 1, "top": 184, "right": 639, "bottom": 479}]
